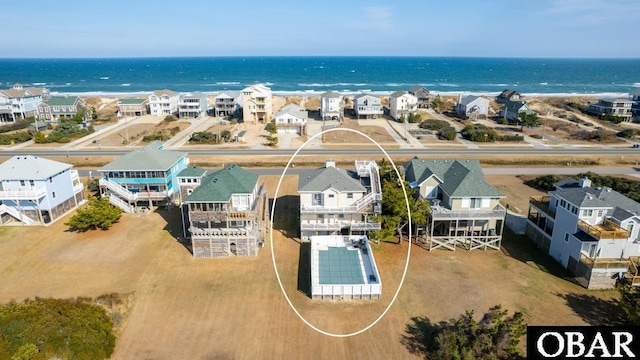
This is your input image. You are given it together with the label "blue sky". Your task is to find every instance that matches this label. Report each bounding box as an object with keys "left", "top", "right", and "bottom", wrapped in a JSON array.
[{"left": 6, "top": 0, "right": 640, "bottom": 58}]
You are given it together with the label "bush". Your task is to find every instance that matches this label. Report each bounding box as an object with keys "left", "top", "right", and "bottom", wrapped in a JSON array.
[
  {"left": 407, "top": 113, "right": 422, "bottom": 123},
  {"left": 265, "top": 123, "right": 277, "bottom": 134},
  {"left": 142, "top": 133, "right": 168, "bottom": 142},
  {"left": 0, "top": 297, "right": 116, "bottom": 359},
  {"left": 530, "top": 134, "right": 543, "bottom": 139},
  {"left": 0, "top": 131, "right": 33, "bottom": 145},
  {"left": 0, "top": 119, "right": 30, "bottom": 134},
  {"left": 498, "top": 134, "right": 524, "bottom": 142},
  {"left": 461, "top": 124, "right": 498, "bottom": 142},
  {"left": 33, "top": 131, "right": 47, "bottom": 143},
  {"left": 46, "top": 121, "right": 94, "bottom": 143},
  {"left": 65, "top": 196, "right": 123, "bottom": 232},
  {"left": 190, "top": 131, "right": 219, "bottom": 144},
  {"left": 601, "top": 114, "right": 624, "bottom": 124},
  {"left": 438, "top": 126, "right": 457, "bottom": 141},
  {"left": 266, "top": 135, "right": 278, "bottom": 146},
  {"left": 618, "top": 129, "right": 637, "bottom": 138},
  {"left": 163, "top": 115, "right": 178, "bottom": 123},
  {"left": 574, "top": 130, "right": 613, "bottom": 142},
  {"left": 528, "top": 174, "right": 560, "bottom": 191},
  {"left": 419, "top": 119, "right": 449, "bottom": 130}
]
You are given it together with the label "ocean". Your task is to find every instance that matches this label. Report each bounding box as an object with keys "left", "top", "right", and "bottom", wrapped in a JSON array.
[{"left": 1, "top": 57, "right": 639, "bottom": 97}]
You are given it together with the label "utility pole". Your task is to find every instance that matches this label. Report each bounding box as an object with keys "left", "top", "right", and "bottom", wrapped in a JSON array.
[{"left": 542, "top": 110, "right": 550, "bottom": 142}]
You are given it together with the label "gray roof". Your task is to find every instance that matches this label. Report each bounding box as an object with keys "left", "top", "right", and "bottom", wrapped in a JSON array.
[
  {"left": 185, "top": 164, "right": 258, "bottom": 202},
  {"left": 118, "top": 98, "right": 148, "bottom": 105},
  {"left": 404, "top": 158, "right": 503, "bottom": 198},
  {"left": 552, "top": 179, "right": 640, "bottom": 220},
  {"left": 98, "top": 141, "right": 187, "bottom": 172},
  {"left": 298, "top": 166, "right": 365, "bottom": 193},
  {"left": 354, "top": 93, "right": 378, "bottom": 100},
  {"left": 276, "top": 104, "right": 308, "bottom": 118},
  {"left": 153, "top": 89, "right": 179, "bottom": 97},
  {"left": 321, "top": 91, "right": 342, "bottom": 98},
  {"left": 0, "top": 155, "right": 72, "bottom": 181},
  {"left": 458, "top": 95, "right": 487, "bottom": 106},
  {"left": 177, "top": 166, "right": 207, "bottom": 178},
  {"left": 390, "top": 91, "right": 406, "bottom": 98},
  {"left": 631, "top": 87, "right": 640, "bottom": 96},
  {"left": 504, "top": 101, "right": 534, "bottom": 114},
  {"left": 497, "top": 89, "right": 520, "bottom": 99},
  {"left": 216, "top": 91, "right": 239, "bottom": 99}
]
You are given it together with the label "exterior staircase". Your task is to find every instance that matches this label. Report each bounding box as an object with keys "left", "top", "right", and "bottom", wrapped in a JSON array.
[{"left": 0, "top": 204, "right": 36, "bottom": 225}]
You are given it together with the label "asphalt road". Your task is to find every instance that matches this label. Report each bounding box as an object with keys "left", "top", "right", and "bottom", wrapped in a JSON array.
[{"left": 3, "top": 147, "right": 640, "bottom": 157}]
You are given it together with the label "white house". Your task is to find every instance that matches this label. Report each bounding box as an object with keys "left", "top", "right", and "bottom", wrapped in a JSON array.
[
  {"left": 298, "top": 160, "right": 382, "bottom": 240},
  {"left": 455, "top": 95, "right": 489, "bottom": 120},
  {"left": 389, "top": 91, "right": 418, "bottom": 121},
  {"left": 353, "top": 93, "right": 383, "bottom": 119},
  {"left": 214, "top": 91, "right": 240, "bottom": 117},
  {"left": 274, "top": 104, "right": 308, "bottom": 134},
  {"left": 527, "top": 177, "right": 640, "bottom": 289},
  {"left": 0, "top": 83, "right": 49, "bottom": 122},
  {"left": 0, "top": 155, "right": 84, "bottom": 225},
  {"left": 241, "top": 84, "right": 272, "bottom": 124},
  {"left": 178, "top": 92, "right": 208, "bottom": 119},
  {"left": 320, "top": 91, "right": 343, "bottom": 121},
  {"left": 149, "top": 89, "right": 180, "bottom": 116}
]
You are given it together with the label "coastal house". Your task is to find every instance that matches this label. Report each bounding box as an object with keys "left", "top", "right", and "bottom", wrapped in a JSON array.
[
  {"left": 389, "top": 91, "right": 418, "bottom": 121},
  {"left": 176, "top": 166, "right": 207, "bottom": 205},
  {"left": 408, "top": 86, "right": 432, "bottom": 108},
  {"left": 178, "top": 92, "right": 208, "bottom": 119},
  {"left": 455, "top": 95, "right": 489, "bottom": 120},
  {"left": 500, "top": 101, "right": 537, "bottom": 122},
  {"left": 631, "top": 88, "right": 640, "bottom": 117},
  {"left": 0, "top": 155, "right": 84, "bottom": 225},
  {"left": 526, "top": 177, "right": 640, "bottom": 289},
  {"left": 182, "top": 164, "right": 268, "bottom": 258},
  {"left": 320, "top": 91, "right": 343, "bottom": 121},
  {"left": 353, "top": 93, "right": 383, "bottom": 119},
  {"left": 117, "top": 98, "right": 149, "bottom": 117},
  {"left": 404, "top": 158, "right": 506, "bottom": 251},
  {"left": 587, "top": 98, "right": 633, "bottom": 122},
  {"left": 274, "top": 104, "right": 307, "bottom": 135},
  {"left": 36, "top": 95, "right": 88, "bottom": 122},
  {"left": 214, "top": 91, "right": 240, "bottom": 117},
  {"left": 298, "top": 160, "right": 382, "bottom": 240},
  {"left": 240, "top": 84, "right": 273, "bottom": 124},
  {"left": 149, "top": 89, "right": 180, "bottom": 117},
  {"left": 496, "top": 89, "right": 521, "bottom": 104},
  {"left": 98, "top": 141, "right": 189, "bottom": 213},
  {"left": 0, "top": 83, "right": 50, "bottom": 122}
]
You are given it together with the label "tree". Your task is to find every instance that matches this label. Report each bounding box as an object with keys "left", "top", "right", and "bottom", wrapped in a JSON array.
[
  {"left": 163, "top": 115, "right": 177, "bottom": 123},
  {"left": 403, "top": 305, "right": 526, "bottom": 360},
  {"left": 33, "top": 132, "right": 47, "bottom": 143},
  {"left": 431, "top": 95, "right": 443, "bottom": 112},
  {"left": 519, "top": 112, "right": 540, "bottom": 131},
  {"left": 266, "top": 135, "right": 278, "bottom": 146},
  {"left": 65, "top": 196, "right": 123, "bottom": 232},
  {"left": 438, "top": 126, "right": 457, "bottom": 141},
  {"left": 265, "top": 123, "right": 277, "bottom": 134},
  {"left": 370, "top": 161, "right": 429, "bottom": 243},
  {"left": 617, "top": 282, "right": 640, "bottom": 325}
]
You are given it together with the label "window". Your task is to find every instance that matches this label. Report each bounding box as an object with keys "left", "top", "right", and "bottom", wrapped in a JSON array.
[
  {"left": 20, "top": 180, "right": 25, "bottom": 186},
  {"left": 470, "top": 198, "right": 481, "bottom": 209},
  {"left": 627, "top": 222, "right": 635, "bottom": 233},
  {"left": 312, "top": 193, "right": 323, "bottom": 206},
  {"left": 52, "top": 191, "right": 56, "bottom": 199},
  {"left": 49, "top": 177, "right": 53, "bottom": 183},
  {"left": 187, "top": 189, "right": 193, "bottom": 195},
  {"left": 564, "top": 232, "right": 569, "bottom": 242},
  {"left": 347, "top": 193, "right": 353, "bottom": 199},
  {"left": 328, "top": 194, "right": 335, "bottom": 198},
  {"left": 338, "top": 214, "right": 344, "bottom": 219},
  {"left": 560, "top": 199, "right": 566, "bottom": 208},
  {"left": 582, "top": 209, "right": 593, "bottom": 217},
  {"left": 29, "top": 180, "right": 34, "bottom": 186},
  {"left": 597, "top": 210, "right": 604, "bottom": 217}
]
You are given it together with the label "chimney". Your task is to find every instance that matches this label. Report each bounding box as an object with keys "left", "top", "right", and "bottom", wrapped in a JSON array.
[
  {"left": 579, "top": 177, "right": 592, "bottom": 188},
  {"left": 325, "top": 160, "right": 336, "bottom": 168}
]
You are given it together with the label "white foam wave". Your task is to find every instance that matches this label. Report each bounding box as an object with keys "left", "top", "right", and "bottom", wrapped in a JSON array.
[
  {"left": 121, "top": 84, "right": 131, "bottom": 87},
  {"left": 100, "top": 77, "right": 109, "bottom": 80},
  {"left": 438, "top": 83, "right": 460, "bottom": 87},
  {"left": 540, "top": 82, "right": 548, "bottom": 85},
  {"left": 216, "top": 81, "right": 240, "bottom": 85},
  {"left": 634, "top": 83, "right": 640, "bottom": 87},
  {"left": 32, "top": 82, "right": 47, "bottom": 86}
]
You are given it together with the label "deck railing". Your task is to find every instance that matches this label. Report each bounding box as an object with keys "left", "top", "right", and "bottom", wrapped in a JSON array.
[
  {"left": 430, "top": 205, "right": 506, "bottom": 220},
  {"left": 577, "top": 219, "right": 630, "bottom": 240},
  {"left": 529, "top": 196, "right": 556, "bottom": 218}
]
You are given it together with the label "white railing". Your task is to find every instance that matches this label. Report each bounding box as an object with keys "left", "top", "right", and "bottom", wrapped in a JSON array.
[
  {"left": 350, "top": 222, "right": 381, "bottom": 231},
  {"left": 300, "top": 223, "right": 342, "bottom": 231},
  {"left": 99, "top": 179, "right": 138, "bottom": 201},
  {"left": 70, "top": 170, "right": 80, "bottom": 182},
  {"left": 0, "top": 204, "right": 36, "bottom": 224},
  {"left": 189, "top": 227, "right": 258, "bottom": 239},
  {"left": 0, "top": 188, "right": 47, "bottom": 200},
  {"left": 300, "top": 204, "right": 358, "bottom": 213},
  {"left": 73, "top": 183, "right": 84, "bottom": 194},
  {"left": 107, "top": 194, "right": 134, "bottom": 213}
]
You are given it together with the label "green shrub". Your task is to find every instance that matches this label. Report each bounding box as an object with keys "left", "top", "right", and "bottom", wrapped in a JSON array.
[
  {"left": 0, "top": 119, "right": 30, "bottom": 134},
  {"left": 618, "top": 129, "right": 637, "bottom": 138},
  {"left": 461, "top": 124, "right": 498, "bottom": 142},
  {"left": 163, "top": 115, "right": 178, "bottom": 123},
  {"left": 601, "top": 114, "right": 624, "bottom": 124},
  {"left": 190, "top": 131, "right": 219, "bottom": 144},
  {"left": 142, "top": 133, "right": 168, "bottom": 142},
  {"left": 419, "top": 119, "right": 449, "bottom": 130},
  {"left": 498, "top": 134, "right": 524, "bottom": 142},
  {"left": 46, "top": 121, "right": 94, "bottom": 143},
  {"left": 438, "top": 126, "right": 457, "bottom": 140},
  {"left": 527, "top": 174, "right": 560, "bottom": 191}
]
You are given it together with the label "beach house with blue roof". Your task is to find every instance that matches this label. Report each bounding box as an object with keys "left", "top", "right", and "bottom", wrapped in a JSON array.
[
  {"left": 98, "top": 141, "right": 189, "bottom": 212},
  {"left": 0, "top": 155, "right": 84, "bottom": 225},
  {"left": 182, "top": 164, "right": 267, "bottom": 258},
  {"left": 404, "top": 158, "right": 506, "bottom": 251}
]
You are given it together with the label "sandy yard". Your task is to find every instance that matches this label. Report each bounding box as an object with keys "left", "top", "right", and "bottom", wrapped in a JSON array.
[
  {"left": 0, "top": 175, "right": 624, "bottom": 359},
  {"left": 323, "top": 118, "right": 397, "bottom": 145}
]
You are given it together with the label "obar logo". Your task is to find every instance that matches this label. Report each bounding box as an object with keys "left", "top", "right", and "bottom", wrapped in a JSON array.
[{"left": 528, "top": 326, "right": 640, "bottom": 359}]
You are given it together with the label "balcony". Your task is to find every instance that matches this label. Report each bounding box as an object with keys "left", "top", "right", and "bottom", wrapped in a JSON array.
[
  {"left": 577, "top": 219, "right": 630, "bottom": 240},
  {"left": 190, "top": 227, "right": 259, "bottom": 239},
  {"left": 0, "top": 187, "right": 47, "bottom": 200},
  {"left": 579, "top": 253, "right": 630, "bottom": 271},
  {"left": 301, "top": 204, "right": 358, "bottom": 213},
  {"left": 429, "top": 204, "right": 506, "bottom": 220},
  {"left": 529, "top": 196, "right": 555, "bottom": 218}
]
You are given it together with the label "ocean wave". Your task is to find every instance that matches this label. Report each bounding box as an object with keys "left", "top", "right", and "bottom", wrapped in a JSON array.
[
  {"left": 438, "top": 83, "right": 460, "bottom": 87},
  {"left": 216, "top": 81, "right": 241, "bottom": 85},
  {"left": 121, "top": 84, "right": 131, "bottom": 87},
  {"left": 297, "top": 82, "right": 370, "bottom": 87},
  {"left": 99, "top": 77, "right": 109, "bottom": 80},
  {"left": 634, "top": 83, "right": 640, "bottom": 87},
  {"left": 32, "top": 82, "right": 47, "bottom": 86},
  {"left": 540, "top": 82, "right": 548, "bottom": 85}
]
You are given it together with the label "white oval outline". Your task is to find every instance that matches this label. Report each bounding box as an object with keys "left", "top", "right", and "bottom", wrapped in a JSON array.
[{"left": 270, "top": 127, "right": 412, "bottom": 337}]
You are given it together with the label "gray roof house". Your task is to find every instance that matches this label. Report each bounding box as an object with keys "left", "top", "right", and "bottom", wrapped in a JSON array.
[
  {"left": 298, "top": 160, "right": 382, "bottom": 240},
  {"left": 182, "top": 164, "right": 267, "bottom": 258},
  {"left": 500, "top": 101, "right": 537, "bottom": 122},
  {"left": 408, "top": 86, "right": 432, "bottom": 108},
  {"left": 455, "top": 95, "right": 489, "bottom": 120},
  {"left": 496, "top": 89, "right": 521, "bottom": 104},
  {"left": 353, "top": 93, "right": 383, "bottom": 119},
  {"left": 404, "top": 158, "right": 506, "bottom": 251},
  {"left": 527, "top": 177, "right": 640, "bottom": 289}
]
